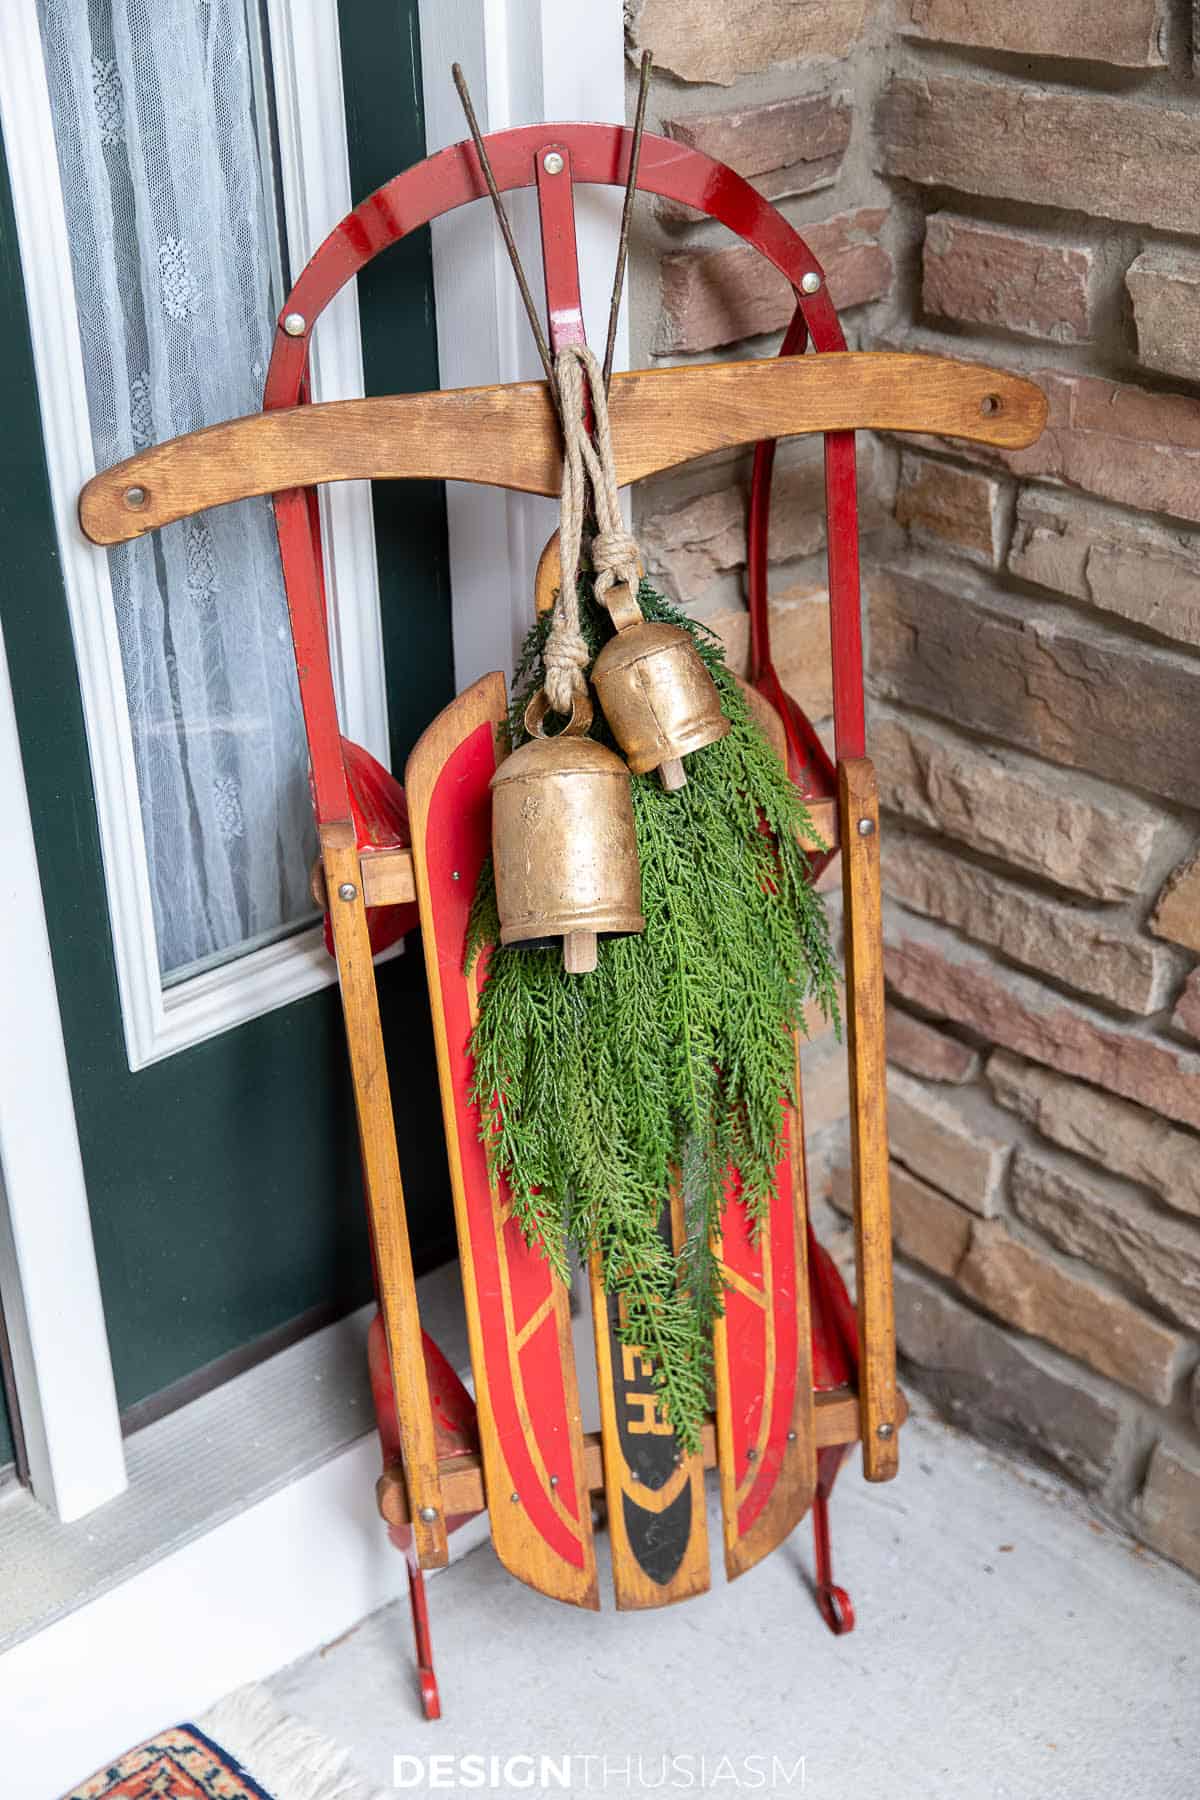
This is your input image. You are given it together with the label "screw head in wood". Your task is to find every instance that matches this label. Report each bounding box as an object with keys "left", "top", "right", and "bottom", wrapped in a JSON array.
[
  {"left": 800, "top": 271, "right": 822, "bottom": 294},
  {"left": 418, "top": 1505, "right": 438, "bottom": 1522},
  {"left": 510, "top": 1491, "right": 521, "bottom": 1504},
  {"left": 746, "top": 1447, "right": 757, "bottom": 1462},
  {"left": 282, "top": 311, "right": 307, "bottom": 336},
  {"left": 549, "top": 1473, "right": 559, "bottom": 1487},
  {"left": 125, "top": 485, "right": 147, "bottom": 508},
  {"left": 338, "top": 881, "right": 357, "bottom": 901},
  {"left": 876, "top": 1422, "right": 895, "bottom": 1440},
  {"left": 857, "top": 817, "right": 876, "bottom": 836},
  {"left": 542, "top": 151, "right": 564, "bottom": 175}
]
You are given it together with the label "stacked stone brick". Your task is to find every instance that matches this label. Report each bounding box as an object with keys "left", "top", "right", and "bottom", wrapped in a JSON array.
[{"left": 626, "top": 0, "right": 1200, "bottom": 1578}]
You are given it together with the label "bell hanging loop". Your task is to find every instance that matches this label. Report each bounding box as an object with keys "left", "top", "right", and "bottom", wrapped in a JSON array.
[
  {"left": 548, "top": 343, "right": 730, "bottom": 792},
  {"left": 490, "top": 684, "right": 645, "bottom": 976},
  {"left": 591, "top": 582, "right": 730, "bottom": 791}
]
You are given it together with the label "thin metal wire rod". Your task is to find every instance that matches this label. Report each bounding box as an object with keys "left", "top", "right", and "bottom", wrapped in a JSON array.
[
  {"left": 452, "top": 62, "right": 560, "bottom": 409},
  {"left": 602, "top": 50, "right": 653, "bottom": 394}
]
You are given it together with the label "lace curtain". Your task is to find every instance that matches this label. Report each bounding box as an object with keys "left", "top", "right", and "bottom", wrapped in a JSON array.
[{"left": 38, "top": 0, "right": 316, "bottom": 979}]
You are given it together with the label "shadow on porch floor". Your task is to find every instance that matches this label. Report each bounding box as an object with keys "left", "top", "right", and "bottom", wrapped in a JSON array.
[{"left": 264, "top": 1401, "right": 1195, "bottom": 1799}]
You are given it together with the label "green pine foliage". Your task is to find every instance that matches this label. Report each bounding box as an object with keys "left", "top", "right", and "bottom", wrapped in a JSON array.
[{"left": 466, "top": 579, "right": 840, "bottom": 1452}]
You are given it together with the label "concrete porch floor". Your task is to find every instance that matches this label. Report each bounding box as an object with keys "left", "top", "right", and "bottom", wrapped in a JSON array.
[{"left": 266, "top": 1403, "right": 1195, "bottom": 1799}]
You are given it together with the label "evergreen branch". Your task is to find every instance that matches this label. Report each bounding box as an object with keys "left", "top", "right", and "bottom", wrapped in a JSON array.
[{"left": 466, "top": 577, "right": 840, "bottom": 1447}]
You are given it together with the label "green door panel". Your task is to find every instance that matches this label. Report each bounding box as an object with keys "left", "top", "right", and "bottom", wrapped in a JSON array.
[
  {"left": 0, "top": 0, "right": 457, "bottom": 1421},
  {"left": 0, "top": 1355, "right": 14, "bottom": 1470}
]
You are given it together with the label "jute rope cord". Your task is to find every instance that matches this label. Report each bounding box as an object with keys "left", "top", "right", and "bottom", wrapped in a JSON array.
[{"left": 544, "top": 342, "right": 644, "bottom": 717}]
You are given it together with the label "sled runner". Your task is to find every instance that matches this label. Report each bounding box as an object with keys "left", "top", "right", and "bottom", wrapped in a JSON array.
[{"left": 80, "top": 114, "right": 1046, "bottom": 1717}]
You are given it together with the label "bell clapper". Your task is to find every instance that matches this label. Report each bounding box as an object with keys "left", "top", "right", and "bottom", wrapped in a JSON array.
[
  {"left": 562, "top": 930, "right": 598, "bottom": 974},
  {"left": 658, "top": 758, "right": 686, "bottom": 792}
]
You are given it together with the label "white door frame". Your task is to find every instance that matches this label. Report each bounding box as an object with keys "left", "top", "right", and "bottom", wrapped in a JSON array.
[
  {"left": 418, "top": 0, "right": 630, "bottom": 690},
  {"left": 0, "top": 0, "right": 629, "bottom": 1529},
  {"left": 0, "top": 0, "right": 383, "bottom": 1521},
  {"left": 0, "top": 616, "right": 125, "bottom": 1523}
]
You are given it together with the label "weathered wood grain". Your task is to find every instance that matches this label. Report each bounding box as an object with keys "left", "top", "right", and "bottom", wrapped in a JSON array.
[{"left": 80, "top": 354, "right": 1046, "bottom": 544}]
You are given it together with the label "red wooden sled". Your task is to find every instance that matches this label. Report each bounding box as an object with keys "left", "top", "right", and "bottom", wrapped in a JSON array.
[{"left": 79, "top": 119, "right": 1046, "bottom": 1717}]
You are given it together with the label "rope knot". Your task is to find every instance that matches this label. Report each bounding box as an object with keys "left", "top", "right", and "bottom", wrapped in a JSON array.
[
  {"left": 542, "top": 343, "right": 646, "bottom": 717},
  {"left": 590, "top": 525, "right": 640, "bottom": 602}
]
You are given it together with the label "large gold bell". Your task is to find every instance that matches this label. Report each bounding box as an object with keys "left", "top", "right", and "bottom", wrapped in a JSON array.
[
  {"left": 591, "top": 584, "right": 730, "bottom": 791},
  {"left": 491, "top": 692, "right": 644, "bottom": 974}
]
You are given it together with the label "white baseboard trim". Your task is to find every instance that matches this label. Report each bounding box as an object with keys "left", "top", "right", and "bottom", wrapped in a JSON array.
[
  {"left": 0, "top": 1429, "right": 490, "bottom": 1800},
  {"left": 0, "top": 1259, "right": 488, "bottom": 1800}
]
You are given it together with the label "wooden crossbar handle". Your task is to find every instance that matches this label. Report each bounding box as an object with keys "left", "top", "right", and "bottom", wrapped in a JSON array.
[
  {"left": 375, "top": 1388, "right": 907, "bottom": 1527},
  {"left": 79, "top": 353, "right": 1046, "bottom": 545}
]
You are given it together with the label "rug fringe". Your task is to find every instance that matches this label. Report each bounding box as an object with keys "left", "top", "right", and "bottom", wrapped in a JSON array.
[{"left": 198, "top": 1685, "right": 388, "bottom": 1800}]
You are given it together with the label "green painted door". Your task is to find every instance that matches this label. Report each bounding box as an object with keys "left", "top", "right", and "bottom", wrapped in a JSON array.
[{"left": 0, "top": 1, "right": 455, "bottom": 1437}]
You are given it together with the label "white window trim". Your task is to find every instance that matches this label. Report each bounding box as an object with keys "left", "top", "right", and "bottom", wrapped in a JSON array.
[{"left": 0, "top": 0, "right": 388, "bottom": 1073}]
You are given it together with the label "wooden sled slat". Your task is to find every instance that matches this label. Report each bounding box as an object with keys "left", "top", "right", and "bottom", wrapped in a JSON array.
[
  {"left": 839, "top": 756, "right": 900, "bottom": 1482},
  {"left": 321, "top": 819, "right": 448, "bottom": 1569},
  {"left": 376, "top": 1388, "right": 909, "bottom": 1528},
  {"left": 79, "top": 352, "right": 1047, "bottom": 545},
  {"left": 405, "top": 675, "right": 598, "bottom": 1609},
  {"left": 588, "top": 1187, "right": 711, "bottom": 1611},
  {"left": 712, "top": 1042, "right": 817, "bottom": 1579}
]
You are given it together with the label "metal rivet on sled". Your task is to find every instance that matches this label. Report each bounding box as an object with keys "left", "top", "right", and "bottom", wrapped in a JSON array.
[
  {"left": 877, "top": 1422, "right": 895, "bottom": 1441},
  {"left": 125, "top": 485, "right": 147, "bottom": 508},
  {"left": 746, "top": 1447, "right": 757, "bottom": 1462},
  {"left": 800, "top": 271, "right": 822, "bottom": 294},
  {"left": 857, "top": 817, "right": 876, "bottom": 837},
  {"left": 543, "top": 151, "right": 564, "bottom": 175},
  {"left": 787, "top": 1431, "right": 797, "bottom": 1442},
  {"left": 451, "top": 870, "right": 460, "bottom": 881},
  {"left": 419, "top": 1506, "right": 438, "bottom": 1522},
  {"left": 283, "top": 311, "right": 307, "bottom": 336},
  {"left": 510, "top": 1491, "right": 521, "bottom": 1504},
  {"left": 549, "top": 1474, "right": 559, "bottom": 1487},
  {"left": 338, "top": 882, "right": 357, "bottom": 901}
]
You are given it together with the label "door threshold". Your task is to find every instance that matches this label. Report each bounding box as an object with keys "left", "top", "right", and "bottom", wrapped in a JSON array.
[{"left": 0, "top": 1260, "right": 472, "bottom": 1656}]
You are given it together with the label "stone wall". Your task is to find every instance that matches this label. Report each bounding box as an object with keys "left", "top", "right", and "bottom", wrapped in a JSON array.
[{"left": 625, "top": 0, "right": 1200, "bottom": 1579}]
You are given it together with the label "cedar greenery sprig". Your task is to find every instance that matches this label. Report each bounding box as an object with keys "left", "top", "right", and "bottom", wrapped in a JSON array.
[{"left": 466, "top": 579, "right": 839, "bottom": 1451}]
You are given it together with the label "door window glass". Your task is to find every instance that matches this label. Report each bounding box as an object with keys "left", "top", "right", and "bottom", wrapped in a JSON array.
[{"left": 37, "top": 0, "right": 314, "bottom": 980}]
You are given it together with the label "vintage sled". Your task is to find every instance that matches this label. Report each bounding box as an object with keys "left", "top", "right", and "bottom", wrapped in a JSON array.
[{"left": 79, "top": 119, "right": 1046, "bottom": 1717}]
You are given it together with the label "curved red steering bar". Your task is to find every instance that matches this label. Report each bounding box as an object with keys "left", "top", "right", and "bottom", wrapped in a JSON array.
[{"left": 263, "top": 123, "right": 859, "bottom": 828}]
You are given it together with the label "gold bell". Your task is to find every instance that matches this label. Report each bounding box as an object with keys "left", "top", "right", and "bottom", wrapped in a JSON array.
[
  {"left": 591, "top": 583, "right": 730, "bottom": 791},
  {"left": 490, "top": 691, "right": 645, "bottom": 974}
]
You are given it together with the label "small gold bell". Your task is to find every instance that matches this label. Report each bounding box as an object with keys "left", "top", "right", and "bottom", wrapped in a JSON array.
[
  {"left": 591, "top": 583, "right": 730, "bottom": 791},
  {"left": 490, "top": 691, "right": 645, "bottom": 974}
]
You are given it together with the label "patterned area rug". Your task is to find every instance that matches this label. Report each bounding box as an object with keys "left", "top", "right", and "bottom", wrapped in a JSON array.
[{"left": 62, "top": 1686, "right": 386, "bottom": 1800}]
